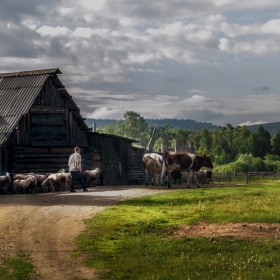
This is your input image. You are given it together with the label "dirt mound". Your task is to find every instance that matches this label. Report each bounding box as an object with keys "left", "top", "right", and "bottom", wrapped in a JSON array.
[{"left": 175, "top": 222, "right": 280, "bottom": 239}]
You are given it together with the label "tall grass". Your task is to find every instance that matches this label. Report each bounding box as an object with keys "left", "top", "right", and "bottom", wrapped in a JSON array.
[{"left": 76, "top": 183, "right": 280, "bottom": 279}]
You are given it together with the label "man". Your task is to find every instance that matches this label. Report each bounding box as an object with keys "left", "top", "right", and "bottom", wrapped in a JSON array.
[{"left": 68, "top": 146, "right": 87, "bottom": 192}]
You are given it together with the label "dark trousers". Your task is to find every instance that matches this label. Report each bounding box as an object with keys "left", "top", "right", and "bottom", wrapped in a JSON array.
[{"left": 69, "top": 171, "right": 86, "bottom": 191}]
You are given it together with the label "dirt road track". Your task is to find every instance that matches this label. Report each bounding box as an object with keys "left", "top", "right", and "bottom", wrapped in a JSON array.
[{"left": 0, "top": 186, "right": 169, "bottom": 280}]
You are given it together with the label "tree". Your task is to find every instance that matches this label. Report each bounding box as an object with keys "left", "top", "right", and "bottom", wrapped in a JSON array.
[
  {"left": 121, "top": 111, "right": 149, "bottom": 147},
  {"left": 249, "top": 125, "right": 271, "bottom": 158},
  {"left": 197, "top": 128, "right": 211, "bottom": 155},
  {"left": 232, "top": 125, "right": 251, "bottom": 157},
  {"left": 272, "top": 130, "right": 280, "bottom": 156}
]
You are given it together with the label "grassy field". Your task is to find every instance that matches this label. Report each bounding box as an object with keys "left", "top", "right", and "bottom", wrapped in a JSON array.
[
  {"left": 75, "top": 182, "right": 280, "bottom": 280},
  {"left": 0, "top": 252, "right": 37, "bottom": 280}
]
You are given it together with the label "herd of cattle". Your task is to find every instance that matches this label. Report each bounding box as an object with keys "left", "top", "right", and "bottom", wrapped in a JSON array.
[
  {"left": 0, "top": 168, "right": 101, "bottom": 194},
  {"left": 142, "top": 151, "right": 214, "bottom": 188}
]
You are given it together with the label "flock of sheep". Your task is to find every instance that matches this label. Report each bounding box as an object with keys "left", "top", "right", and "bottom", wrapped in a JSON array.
[{"left": 0, "top": 168, "right": 101, "bottom": 194}]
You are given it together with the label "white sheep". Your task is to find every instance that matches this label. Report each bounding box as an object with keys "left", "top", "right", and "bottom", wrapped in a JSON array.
[
  {"left": 13, "top": 177, "right": 32, "bottom": 194},
  {"left": 83, "top": 168, "right": 101, "bottom": 188},
  {"left": 0, "top": 173, "right": 11, "bottom": 194},
  {"left": 28, "top": 173, "right": 47, "bottom": 192}
]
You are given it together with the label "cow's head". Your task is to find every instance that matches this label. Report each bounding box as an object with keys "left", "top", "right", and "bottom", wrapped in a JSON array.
[{"left": 201, "top": 154, "right": 214, "bottom": 168}]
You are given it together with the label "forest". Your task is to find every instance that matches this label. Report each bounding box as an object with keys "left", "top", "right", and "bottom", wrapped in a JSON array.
[{"left": 88, "top": 111, "right": 280, "bottom": 172}]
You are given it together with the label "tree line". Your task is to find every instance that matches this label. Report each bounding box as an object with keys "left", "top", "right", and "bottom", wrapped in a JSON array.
[{"left": 95, "top": 111, "right": 280, "bottom": 172}]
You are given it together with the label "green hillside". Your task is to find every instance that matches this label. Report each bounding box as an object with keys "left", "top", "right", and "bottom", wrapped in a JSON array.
[
  {"left": 85, "top": 118, "right": 218, "bottom": 131},
  {"left": 246, "top": 122, "right": 280, "bottom": 136},
  {"left": 85, "top": 119, "right": 280, "bottom": 135}
]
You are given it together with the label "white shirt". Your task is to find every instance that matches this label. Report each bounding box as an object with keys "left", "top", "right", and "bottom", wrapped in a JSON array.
[{"left": 68, "top": 152, "right": 82, "bottom": 171}]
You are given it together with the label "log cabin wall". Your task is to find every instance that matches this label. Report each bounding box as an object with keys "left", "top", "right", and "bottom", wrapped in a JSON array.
[{"left": 6, "top": 77, "right": 90, "bottom": 174}]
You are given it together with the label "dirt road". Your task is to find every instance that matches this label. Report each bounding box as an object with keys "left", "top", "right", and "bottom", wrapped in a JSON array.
[{"left": 0, "top": 186, "right": 169, "bottom": 280}]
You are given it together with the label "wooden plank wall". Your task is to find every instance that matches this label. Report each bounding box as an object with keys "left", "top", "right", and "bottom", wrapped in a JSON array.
[
  {"left": 13, "top": 146, "right": 99, "bottom": 174},
  {"left": 132, "top": 147, "right": 146, "bottom": 181},
  {"left": 88, "top": 133, "right": 133, "bottom": 185}
]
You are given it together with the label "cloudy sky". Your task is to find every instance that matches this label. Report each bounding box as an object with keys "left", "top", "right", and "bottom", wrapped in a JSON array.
[{"left": 1, "top": 0, "right": 280, "bottom": 126}]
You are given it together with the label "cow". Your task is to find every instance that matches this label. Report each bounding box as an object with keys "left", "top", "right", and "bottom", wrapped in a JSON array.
[
  {"left": 142, "top": 153, "right": 166, "bottom": 186},
  {"left": 162, "top": 151, "right": 213, "bottom": 188}
]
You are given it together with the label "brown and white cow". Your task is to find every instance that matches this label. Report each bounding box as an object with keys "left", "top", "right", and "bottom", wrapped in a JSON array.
[
  {"left": 142, "top": 153, "right": 166, "bottom": 186},
  {"left": 162, "top": 151, "right": 213, "bottom": 188}
]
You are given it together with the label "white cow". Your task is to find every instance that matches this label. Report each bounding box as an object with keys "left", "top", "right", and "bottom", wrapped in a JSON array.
[{"left": 142, "top": 153, "right": 166, "bottom": 186}]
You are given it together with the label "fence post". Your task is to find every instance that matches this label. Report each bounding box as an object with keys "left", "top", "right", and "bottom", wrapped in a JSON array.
[{"left": 245, "top": 172, "right": 248, "bottom": 184}]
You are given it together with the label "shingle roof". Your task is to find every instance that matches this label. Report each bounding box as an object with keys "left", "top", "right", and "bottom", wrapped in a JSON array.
[{"left": 0, "top": 68, "right": 89, "bottom": 144}]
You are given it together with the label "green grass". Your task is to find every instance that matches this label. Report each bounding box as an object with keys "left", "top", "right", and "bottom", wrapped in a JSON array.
[
  {"left": 76, "top": 183, "right": 280, "bottom": 279},
  {"left": 0, "top": 252, "right": 37, "bottom": 280}
]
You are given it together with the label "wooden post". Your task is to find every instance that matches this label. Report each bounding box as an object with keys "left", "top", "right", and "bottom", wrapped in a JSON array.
[{"left": 245, "top": 172, "right": 248, "bottom": 184}]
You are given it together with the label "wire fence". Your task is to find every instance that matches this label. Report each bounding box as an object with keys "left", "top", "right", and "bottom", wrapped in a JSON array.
[{"left": 212, "top": 172, "right": 280, "bottom": 184}]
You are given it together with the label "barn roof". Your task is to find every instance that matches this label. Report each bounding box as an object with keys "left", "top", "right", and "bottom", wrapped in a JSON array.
[{"left": 0, "top": 68, "right": 89, "bottom": 144}]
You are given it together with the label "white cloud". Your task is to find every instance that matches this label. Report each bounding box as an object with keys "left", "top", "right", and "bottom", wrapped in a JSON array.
[
  {"left": 261, "top": 19, "right": 280, "bottom": 35},
  {"left": 80, "top": 0, "right": 107, "bottom": 11},
  {"left": 238, "top": 120, "right": 268, "bottom": 126},
  {"left": 37, "top": 26, "right": 71, "bottom": 36},
  {"left": 187, "top": 89, "right": 210, "bottom": 94},
  {"left": 85, "top": 107, "right": 124, "bottom": 119}
]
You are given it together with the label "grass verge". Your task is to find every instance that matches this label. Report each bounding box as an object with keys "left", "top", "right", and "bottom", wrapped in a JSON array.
[
  {"left": 0, "top": 252, "right": 37, "bottom": 280},
  {"left": 75, "top": 183, "right": 280, "bottom": 279}
]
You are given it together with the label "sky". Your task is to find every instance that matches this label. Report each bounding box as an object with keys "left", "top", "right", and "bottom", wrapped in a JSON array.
[{"left": 1, "top": 0, "right": 280, "bottom": 126}]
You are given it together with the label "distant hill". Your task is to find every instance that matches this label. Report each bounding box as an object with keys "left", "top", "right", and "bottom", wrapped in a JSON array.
[
  {"left": 245, "top": 122, "right": 280, "bottom": 136},
  {"left": 85, "top": 119, "right": 280, "bottom": 135},
  {"left": 85, "top": 118, "right": 218, "bottom": 131}
]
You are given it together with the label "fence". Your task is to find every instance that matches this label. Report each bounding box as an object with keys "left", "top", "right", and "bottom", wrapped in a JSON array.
[{"left": 212, "top": 172, "right": 280, "bottom": 184}]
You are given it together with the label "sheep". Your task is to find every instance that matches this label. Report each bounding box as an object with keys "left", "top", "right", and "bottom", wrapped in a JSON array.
[
  {"left": 28, "top": 173, "right": 47, "bottom": 192},
  {"left": 26, "top": 174, "right": 37, "bottom": 193},
  {"left": 13, "top": 174, "right": 28, "bottom": 181},
  {"left": 83, "top": 168, "right": 101, "bottom": 188},
  {"left": 41, "top": 175, "right": 59, "bottom": 192},
  {"left": 0, "top": 173, "right": 11, "bottom": 194},
  {"left": 54, "top": 172, "right": 71, "bottom": 191},
  {"left": 13, "top": 177, "right": 33, "bottom": 194},
  {"left": 41, "top": 172, "right": 70, "bottom": 192}
]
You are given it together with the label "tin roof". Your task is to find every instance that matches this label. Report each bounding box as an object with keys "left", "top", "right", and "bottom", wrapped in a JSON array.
[
  {"left": 0, "top": 68, "right": 89, "bottom": 144},
  {"left": 0, "top": 68, "right": 62, "bottom": 78}
]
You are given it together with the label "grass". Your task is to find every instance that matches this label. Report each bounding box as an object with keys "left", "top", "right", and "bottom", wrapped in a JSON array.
[
  {"left": 0, "top": 252, "right": 37, "bottom": 280},
  {"left": 75, "top": 182, "right": 280, "bottom": 279}
]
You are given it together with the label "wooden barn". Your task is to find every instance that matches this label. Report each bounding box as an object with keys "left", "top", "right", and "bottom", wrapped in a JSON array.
[{"left": 0, "top": 68, "right": 136, "bottom": 185}]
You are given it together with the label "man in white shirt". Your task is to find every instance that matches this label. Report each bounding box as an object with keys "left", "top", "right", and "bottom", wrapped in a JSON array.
[{"left": 68, "top": 146, "right": 87, "bottom": 192}]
